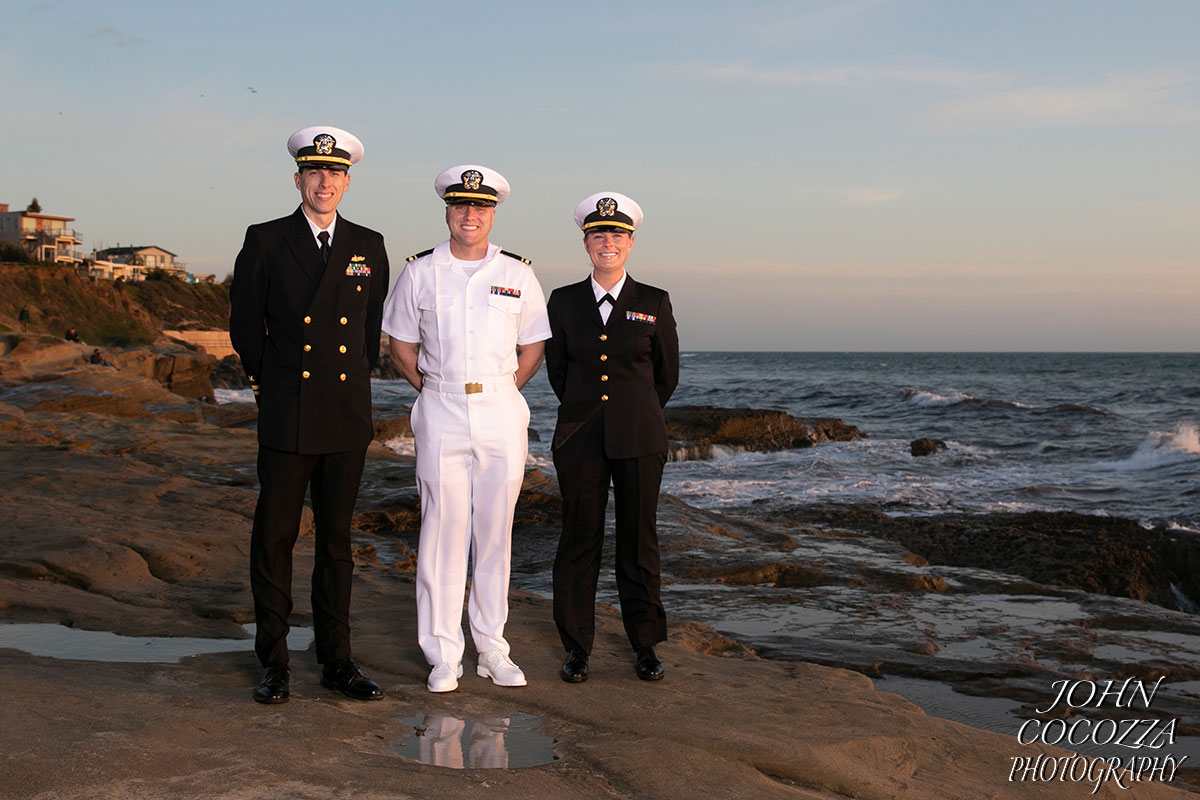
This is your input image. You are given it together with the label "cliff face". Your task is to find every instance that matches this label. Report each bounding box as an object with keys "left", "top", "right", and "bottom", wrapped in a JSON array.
[{"left": 0, "top": 263, "right": 230, "bottom": 346}]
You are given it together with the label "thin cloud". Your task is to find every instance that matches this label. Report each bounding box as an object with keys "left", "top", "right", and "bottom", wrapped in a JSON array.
[
  {"left": 747, "top": 0, "right": 894, "bottom": 43},
  {"left": 90, "top": 26, "right": 144, "bottom": 47},
  {"left": 841, "top": 188, "right": 899, "bottom": 206},
  {"left": 664, "top": 62, "right": 1002, "bottom": 90},
  {"left": 932, "top": 71, "right": 1200, "bottom": 126}
]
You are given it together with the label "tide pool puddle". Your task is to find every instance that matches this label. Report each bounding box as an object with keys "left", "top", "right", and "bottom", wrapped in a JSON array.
[
  {"left": 394, "top": 713, "right": 558, "bottom": 769},
  {"left": 0, "top": 623, "right": 314, "bottom": 663}
]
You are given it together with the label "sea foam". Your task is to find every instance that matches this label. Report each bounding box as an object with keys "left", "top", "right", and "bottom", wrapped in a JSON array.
[{"left": 1103, "top": 422, "right": 1200, "bottom": 471}]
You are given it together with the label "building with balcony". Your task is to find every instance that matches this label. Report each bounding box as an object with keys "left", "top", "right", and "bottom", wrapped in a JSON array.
[
  {"left": 90, "top": 245, "right": 187, "bottom": 281},
  {"left": 0, "top": 203, "right": 84, "bottom": 264}
]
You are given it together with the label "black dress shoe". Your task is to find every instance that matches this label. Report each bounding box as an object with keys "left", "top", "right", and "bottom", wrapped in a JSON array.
[
  {"left": 253, "top": 664, "right": 290, "bottom": 704},
  {"left": 634, "top": 646, "right": 664, "bottom": 681},
  {"left": 321, "top": 659, "right": 384, "bottom": 701},
  {"left": 560, "top": 649, "right": 589, "bottom": 683}
]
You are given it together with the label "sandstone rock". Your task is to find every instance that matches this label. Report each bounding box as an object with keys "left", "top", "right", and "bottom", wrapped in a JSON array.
[
  {"left": 910, "top": 438, "right": 948, "bottom": 456},
  {"left": 0, "top": 381, "right": 153, "bottom": 418},
  {"left": 109, "top": 348, "right": 216, "bottom": 401},
  {"left": 2, "top": 334, "right": 90, "bottom": 372}
]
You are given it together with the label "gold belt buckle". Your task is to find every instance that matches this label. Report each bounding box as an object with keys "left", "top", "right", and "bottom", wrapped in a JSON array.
[{"left": 465, "top": 382, "right": 483, "bottom": 394}]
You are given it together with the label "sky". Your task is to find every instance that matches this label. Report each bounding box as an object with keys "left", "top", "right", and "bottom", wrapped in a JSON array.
[{"left": 3, "top": 0, "right": 1198, "bottom": 351}]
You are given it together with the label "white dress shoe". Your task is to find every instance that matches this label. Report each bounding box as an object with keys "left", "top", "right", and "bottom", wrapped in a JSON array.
[
  {"left": 476, "top": 650, "right": 527, "bottom": 687},
  {"left": 427, "top": 662, "right": 463, "bottom": 693}
]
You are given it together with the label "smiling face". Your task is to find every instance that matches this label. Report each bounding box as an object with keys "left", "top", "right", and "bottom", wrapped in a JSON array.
[
  {"left": 294, "top": 167, "right": 350, "bottom": 225},
  {"left": 584, "top": 230, "right": 634, "bottom": 283},
  {"left": 445, "top": 202, "right": 495, "bottom": 258}
]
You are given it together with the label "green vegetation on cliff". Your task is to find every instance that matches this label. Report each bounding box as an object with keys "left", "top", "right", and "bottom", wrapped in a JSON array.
[{"left": 0, "top": 263, "right": 230, "bottom": 346}]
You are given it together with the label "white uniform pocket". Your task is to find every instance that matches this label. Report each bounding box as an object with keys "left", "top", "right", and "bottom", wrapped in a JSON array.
[
  {"left": 419, "top": 293, "right": 456, "bottom": 345},
  {"left": 487, "top": 294, "right": 520, "bottom": 344}
]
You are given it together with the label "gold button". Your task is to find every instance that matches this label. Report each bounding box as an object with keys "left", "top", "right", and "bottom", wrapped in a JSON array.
[
  {"left": 599, "top": 354, "right": 608, "bottom": 361},
  {"left": 339, "top": 316, "right": 348, "bottom": 325},
  {"left": 339, "top": 373, "right": 347, "bottom": 381},
  {"left": 599, "top": 334, "right": 608, "bottom": 341},
  {"left": 303, "top": 315, "right": 312, "bottom": 324},
  {"left": 356, "top": 285, "right": 362, "bottom": 292},
  {"left": 303, "top": 344, "right": 311, "bottom": 352},
  {"left": 601, "top": 374, "right": 608, "bottom": 382},
  {"left": 339, "top": 345, "right": 347, "bottom": 354},
  {"left": 601, "top": 394, "right": 609, "bottom": 401},
  {"left": 302, "top": 370, "right": 311, "bottom": 379}
]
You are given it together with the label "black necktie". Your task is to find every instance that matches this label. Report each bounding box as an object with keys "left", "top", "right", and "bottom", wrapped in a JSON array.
[
  {"left": 598, "top": 293, "right": 615, "bottom": 307},
  {"left": 318, "top": 231, "right": 330, "bottom": 264}
]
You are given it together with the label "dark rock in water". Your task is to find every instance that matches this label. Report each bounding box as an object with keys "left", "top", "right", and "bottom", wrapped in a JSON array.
[
  {"left": 665, "top": 405, "right": 864, "bottom": 455},
  {"left": 374, "top": 416, "right": 413, "bottom": 442},
  {"left": 765, "top": 503, "right": 1200, "bottom": 613},
  {"left": 910, "top": 438, "right": 947, "bottom": 457},
  {"left": 373, "top": 349, "right": 403, "bottom": 381},
  {"left": 685, "top": 562, "right": 830, "bottom": 588},
  {"left": 210, "top": 354, "right": 250, "bottom": 390},
  {"left": 668, "top": 442, "right": 715, "bottom": 462}
]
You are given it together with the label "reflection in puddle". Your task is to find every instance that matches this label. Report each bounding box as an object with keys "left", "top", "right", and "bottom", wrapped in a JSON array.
[
  {"left": 395, "top": 713, "right": 558, "bottom": 769},
  {"left": 0, "top": 623, "right": 314, "bottom": 663}
]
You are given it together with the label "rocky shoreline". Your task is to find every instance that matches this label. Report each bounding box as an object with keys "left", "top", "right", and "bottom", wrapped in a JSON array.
[{"left": 1, "top": 337, "right": 1195, "bottom": 798}]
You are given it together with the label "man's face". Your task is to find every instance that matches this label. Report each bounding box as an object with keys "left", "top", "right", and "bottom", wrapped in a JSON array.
[
  {"left": 445, "top": 203, "right": 495, "bottom": 250},
  {"left": 294, "top": 167, "right": 350, "bottom": 217},
  {"left": 584, "top": 230, "right": 634, "bottom": 276}
]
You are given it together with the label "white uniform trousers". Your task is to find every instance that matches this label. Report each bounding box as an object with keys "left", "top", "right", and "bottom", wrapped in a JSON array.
[{"left": 411, "top": 380, "right": 530, "bottom": 665}]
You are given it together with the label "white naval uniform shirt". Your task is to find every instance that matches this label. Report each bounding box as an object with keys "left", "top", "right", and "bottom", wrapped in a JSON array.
[{"left": 381, "top": 241, "right": 551, "bottom": 382}]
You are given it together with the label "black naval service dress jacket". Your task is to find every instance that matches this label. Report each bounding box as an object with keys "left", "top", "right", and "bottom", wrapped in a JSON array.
[
  {"left": 230, "top": 206, "right": 390, "bottom": 454},
  {"left": 544, "top": 276, "right": 680, "bottom": 654},
  {"left": 229, "top": 206, "right": 389, "bottom": 667}
]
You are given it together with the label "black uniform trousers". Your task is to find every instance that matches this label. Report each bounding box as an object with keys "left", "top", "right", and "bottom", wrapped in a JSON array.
[
  {"left": 552, "top": 409, "right": 668, "bottom": 656},
  {"left": 250, "top": 445, "right": 366, "bottom": 668}
]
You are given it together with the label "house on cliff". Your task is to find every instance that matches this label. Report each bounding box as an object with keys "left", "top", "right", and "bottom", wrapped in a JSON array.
[
  {"left": 90, "top": 245, "right": 187, "bottom": 281},
  {"left": 0, "top": 203, "right": 84, "bottom": 265}
]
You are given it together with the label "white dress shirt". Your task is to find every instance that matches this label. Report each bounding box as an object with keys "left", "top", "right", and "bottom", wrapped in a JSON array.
[
  {"left": 591, "top": 272, "right": 628, "bottom": 325},
  {"left": 302, "top": 211, "right": 337, "bottom": 248}
]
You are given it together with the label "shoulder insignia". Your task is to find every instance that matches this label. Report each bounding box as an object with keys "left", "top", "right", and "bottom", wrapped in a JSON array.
[
  {"left": 500, "top": 249, "right": 531, "bottom": 265},
  {"left": 405, "top": 248, "right": 434, "bottom": 263}
]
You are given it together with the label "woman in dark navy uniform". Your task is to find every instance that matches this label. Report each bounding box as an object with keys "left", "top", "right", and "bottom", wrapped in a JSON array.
[{"left": 544, "top": 192, "right": 679, "bottom": 682}]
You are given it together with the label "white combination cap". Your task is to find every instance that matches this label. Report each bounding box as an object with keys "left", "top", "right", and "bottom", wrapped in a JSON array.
[
  {"left": 574, "top": 191, "right": 642, "bottom": 233},
  {"left": 287, "top": 126, "right": 363, "bottom": 170},
  {"left": 434, "top": 164, "right": 510, "bottom": 206}
]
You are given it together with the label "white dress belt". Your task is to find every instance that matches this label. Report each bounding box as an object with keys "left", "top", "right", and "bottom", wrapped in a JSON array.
[{"left": 422, "top": 374, "right": 515, "bottom": 394}]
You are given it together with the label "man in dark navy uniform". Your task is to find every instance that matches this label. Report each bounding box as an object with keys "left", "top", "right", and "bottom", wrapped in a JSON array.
[
  {"left": 545, "top": 191, "right": 679, "bottom": 683},
  {"left": 230, "top": 125, "right": 390, "bottom": 704}
]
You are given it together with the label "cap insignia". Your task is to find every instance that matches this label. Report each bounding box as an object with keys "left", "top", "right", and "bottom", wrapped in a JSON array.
[
  {"left": 314, "top": 134, "right": 336, "bottom": 155},
  {"left": 461, "top": 169, "right": 483, "bottom": 190},
  {"left": 597, "top": 197, "right": 617, "bottom": 217}
]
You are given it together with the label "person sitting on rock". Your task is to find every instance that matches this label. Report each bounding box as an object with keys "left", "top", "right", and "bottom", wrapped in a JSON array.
[{"left": 65, "top": 327, "right": 81, "bottom": 343}]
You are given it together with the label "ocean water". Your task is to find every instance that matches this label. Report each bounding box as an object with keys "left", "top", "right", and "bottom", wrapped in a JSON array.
[
  {"left": 656, "top": 352, "right": 1200, "bottom": 530},
  {"left": 224, "top": 352, "right": 1200, "bottom": 530}
]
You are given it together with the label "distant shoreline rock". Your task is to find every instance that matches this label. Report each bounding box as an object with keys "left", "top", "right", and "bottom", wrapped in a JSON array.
[
  {"left": 910, "top": 437, "right": 947, "bottom": 456},
  {"left": 665, "top": 405, "right": 864, "bottom": 461}
]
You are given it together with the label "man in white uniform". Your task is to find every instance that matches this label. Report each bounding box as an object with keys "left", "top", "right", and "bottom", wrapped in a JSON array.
[{"left": 383, "top": 165, "right": 551, "bottom": 692}]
